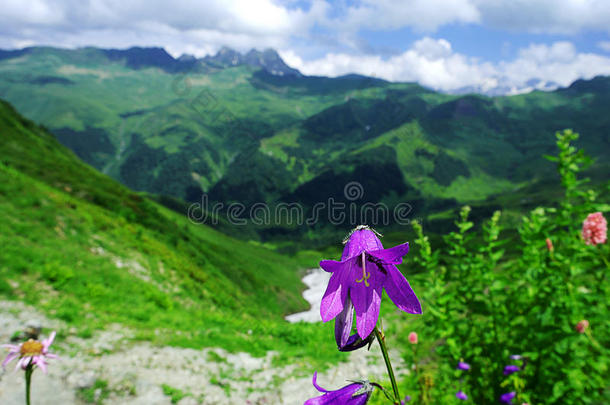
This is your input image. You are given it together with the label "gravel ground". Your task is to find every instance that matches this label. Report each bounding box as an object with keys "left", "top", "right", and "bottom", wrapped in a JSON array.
[{"left": 1, "top": 296, "right": 407, "bottom": 405}]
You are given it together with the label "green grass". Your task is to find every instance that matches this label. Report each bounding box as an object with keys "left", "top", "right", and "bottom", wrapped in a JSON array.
[
  {"left": 0, "top": 99, "right": 344, "bottom": 369},
  {"left": 161, "top": 384, "right": 189, "bottom": 404},
  {"left": 77, "top": 379, "right": 110, "bottom": 404}
]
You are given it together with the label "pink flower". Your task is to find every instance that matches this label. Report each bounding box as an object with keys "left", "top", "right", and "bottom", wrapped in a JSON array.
[
  {"left": 2, "top": 331, "right": 57, "bottom": 373},
  {"left": 582, "top": 212, "right": 607, "bottom": 245},
  {"left": 576, "top": 320, "right": 589, "bottom": 334},
  {"left": 545, "top": 238, "right": 553, "bottom": 252},
  {"left": 408, "top": 332, "right": 418, "bottom": 344}
]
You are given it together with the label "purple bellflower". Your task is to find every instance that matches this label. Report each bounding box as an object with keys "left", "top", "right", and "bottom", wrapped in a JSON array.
[
  {"left": 320, "top": 226, "right": 422, "bottom": 347},
  {"left": 503, "top": 365, "right": 520, "bottom": 375},
  {"left": 304, "top": 372, "right": 374, "bottom": 405},
  {"left": 457, "top": 361, "right": 471, "bottom": 371},
  {"left": 500, "top": 392, "right": 516, "bottom": 404},
  {"left": 456, "top": 390, "right": 468, "bottom": 400}
]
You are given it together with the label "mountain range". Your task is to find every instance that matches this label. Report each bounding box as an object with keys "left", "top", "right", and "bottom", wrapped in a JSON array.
[{"left": 0, "top": 45, "right": 608, "bottom": 244}]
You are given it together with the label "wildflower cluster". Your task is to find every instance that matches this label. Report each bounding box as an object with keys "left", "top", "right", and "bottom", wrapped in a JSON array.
[{"left": 404, "top": 130, "right": 608, "bottom": 403}]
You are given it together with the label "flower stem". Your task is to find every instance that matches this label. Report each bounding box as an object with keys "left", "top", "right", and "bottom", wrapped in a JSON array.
[
  {"left": 374, "top": 326, "right": 401, "bottom": 404},
  {"left": 25, "top": 363, "right": 33, "bottom": 405}
]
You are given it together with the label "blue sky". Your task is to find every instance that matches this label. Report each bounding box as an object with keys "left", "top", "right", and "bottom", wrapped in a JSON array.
[{"left": 1, "top": 0, "right": 610, "bottom": 92}]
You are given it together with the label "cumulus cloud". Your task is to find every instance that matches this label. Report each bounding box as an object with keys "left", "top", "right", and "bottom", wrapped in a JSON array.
[
  {"left": 0, "top": 0, "right": 328, "bottom": 56},
  {"left": 281, "top": 39, "right": 610, "bottom": 92},
  {"left": 329, "top": 0, "right": 610, "bottom": 35},
  {"left": 3, "top": 0, "right": 609, "bottom": 56},
  {"left": 1, "top": 0, "right": 610, "bottom": 92},
  {"left": 501, "top": 42, "right": 610, "bottom": 86}
]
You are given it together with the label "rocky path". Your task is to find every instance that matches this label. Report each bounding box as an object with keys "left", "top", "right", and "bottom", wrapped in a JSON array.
[
  {"left": 1, "top": 296, "right": 407, "bottom": 404},
  {"left": 285, "top": 268, "right": 330, "bottom": 323}
]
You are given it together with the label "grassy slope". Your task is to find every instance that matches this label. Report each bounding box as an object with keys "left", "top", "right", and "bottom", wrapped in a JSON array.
[{"left": 0, "top": 99, "right": 344, "bottom": 366}]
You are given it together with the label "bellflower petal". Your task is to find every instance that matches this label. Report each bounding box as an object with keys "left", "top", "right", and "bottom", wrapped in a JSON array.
[
  {"left": 335, "top": 296, "right": 354, "bottom": 348},
  {"left": 368, "top": 242, "right": 409, "bottom": 265},
  {"left": 351, "top": 261, "right": 384, "bottom": 339},
  {"left": 503, "top": 365, "right": 520, "bottom": 375},
  {"left": 338, "top": 333, "right": 375, "bottom": 352},
  {"left": 456, "top": 390, "right": 468, "bottom": 400},
  {"left": 320, "top": 272, "right": 345, "bottom": 322},
  {"left": 457, "top": 361, "right": 470, "bottom": 370},
  {"left": 320, "top": 260, "right": 346, "bottom": 273},
  {"left": 311, "top": 372, "right": 330, "bottom": 393},
  {"left": 500, "top": 392, "right": 516, "bottom": 404},
  {"left": 305, "top": 372, "right": 373, "bottom": 405},
  {"left": 383, "top": 266, "right": 422, "bottom": 314},
  {"left": 342, "top": 227, "right": 383, "bottom": 259},
  {"left": 320, "top": 257, "right": 358, "bottom": 322}
]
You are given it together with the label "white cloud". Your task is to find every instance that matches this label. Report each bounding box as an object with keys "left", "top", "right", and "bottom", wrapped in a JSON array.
[
  {"left": 1, "top": 0, "right": 609, "bottom": 93},
  {"left": 329, "top": 0, "right": 610, "bottom": 35},
  {"left": 598, "top": 41, "right": 610, "bottom": 52},
  {"left": 501, "top": 42, "right": 610, "bottom": 87},
  {"left": 0, "top": 0, "right": 327, "bottom": 56},
  {"left": 1, "top": 0, "right": 609, "bottom": 58},
  {"left": 281, "top": 37, "right": 495, "bottom": 90},
  {"left": 281, "top": 39, "right": 610, "bottom": 92}
]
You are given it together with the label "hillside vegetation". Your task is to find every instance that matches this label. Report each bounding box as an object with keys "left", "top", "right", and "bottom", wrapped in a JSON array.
[
  {"left": 0, "top": 99, "right": 342, "bottom": 365},
  {"left": 1, "top": 47, "right": 608, "bottom": 244}
]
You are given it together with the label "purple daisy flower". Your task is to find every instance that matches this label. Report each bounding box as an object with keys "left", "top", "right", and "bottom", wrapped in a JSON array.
[
  {"left": 320, "top": 226, "right": 422, "bottom": 345},
  {"left": 304, "top": 372, "right": 374, "bottom": 405},
  {"left": 456, "top": 390, "right": 468, "bottom": 400},
  {"left": 500, "top": 391, "right": 516, "bottom": 404},
  {"left": 2, "top": 331, "right": 57, "bottom": 373},
  {"left": 503, "top": 365, "right": 520, "bottom": 375},
  {"left": 457, "top": 361, "right": 470, "bottom": 371}
]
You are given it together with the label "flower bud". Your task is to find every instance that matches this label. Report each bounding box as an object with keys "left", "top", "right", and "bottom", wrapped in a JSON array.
[
  {"left": 576, "top": 319, "right": 589, "bottom": 333},
  {"left": 545, "top": 238, "right": 553, "bottom": 252}
]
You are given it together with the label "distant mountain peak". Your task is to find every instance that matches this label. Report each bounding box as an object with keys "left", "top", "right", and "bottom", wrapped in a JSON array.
[
  {"left": 448, "top": 76, "right": 561, "bottom": 96},
  {"left": 101, "top": 46, "right": 199, "bottom": 73},
  {"left": 177, "top": 53, "right": 196, "bottom": 62},
  {"left": 205, "top": 46, "right": 301, "bottom": 76},
  {"left": 207, "top": 46, "right": 243, "bottom": 67}
]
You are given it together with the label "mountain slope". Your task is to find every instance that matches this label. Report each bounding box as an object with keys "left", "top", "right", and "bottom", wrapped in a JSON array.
[
  {"left": 0, "top": 46, "right": 608, "bottom": 243},
  {"left": 0, "top": 99, "right": 332, "bottom": 356}
]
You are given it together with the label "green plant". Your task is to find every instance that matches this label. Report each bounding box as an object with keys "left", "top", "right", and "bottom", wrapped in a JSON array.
[{"left": 161, "top": 384, "right": 189, "bottom": 404}]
